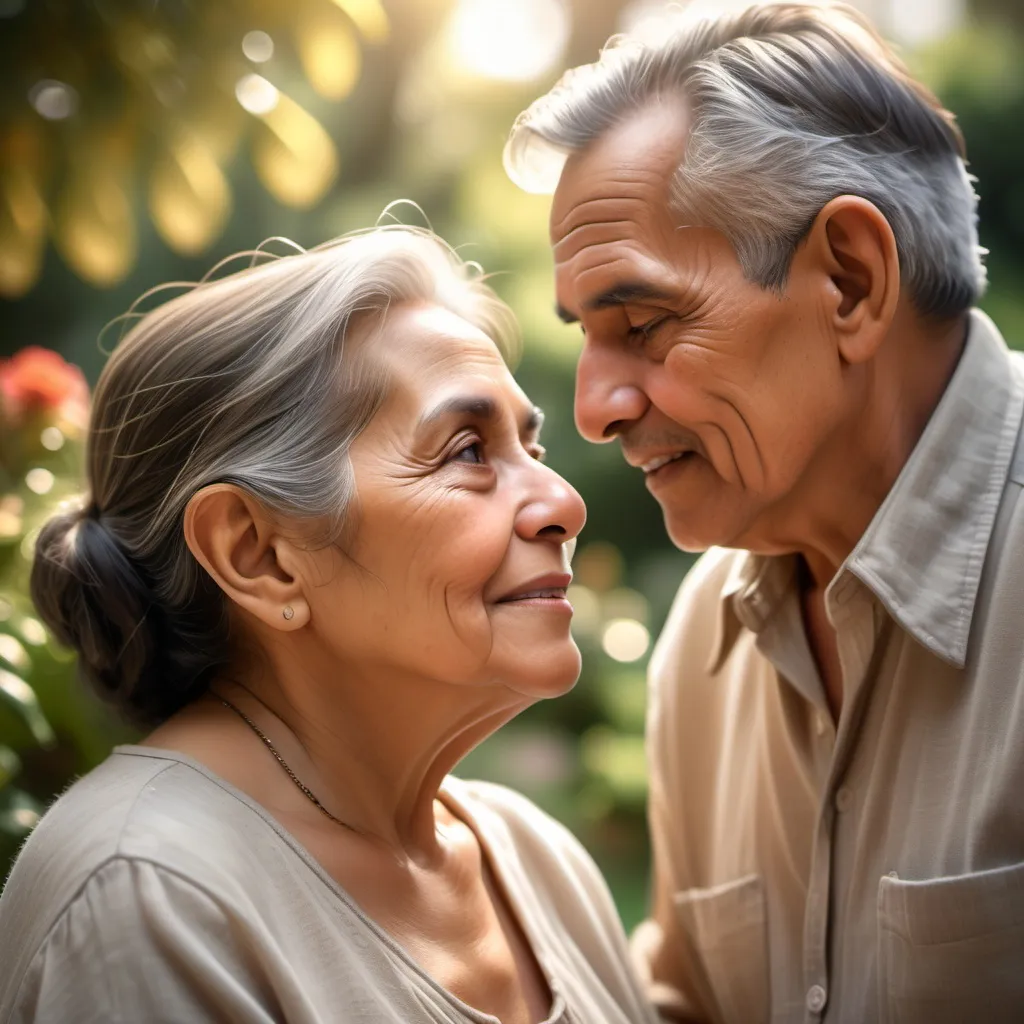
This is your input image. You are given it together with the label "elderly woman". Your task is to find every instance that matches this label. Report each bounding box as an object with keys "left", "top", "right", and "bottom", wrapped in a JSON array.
[{"left": 0, "top": 228, "right": 656, "bottom": 1024}]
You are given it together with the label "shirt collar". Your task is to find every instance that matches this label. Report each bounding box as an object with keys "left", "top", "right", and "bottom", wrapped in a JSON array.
[
  {"left": 845, "top": 309, "right": 1024, "bottom": 667},
  {"left": 707, "top": 551, "right": 792, "bottom": 673},
  {"left": 708, "top": 309, "right": 1024, "bottom": 673}
]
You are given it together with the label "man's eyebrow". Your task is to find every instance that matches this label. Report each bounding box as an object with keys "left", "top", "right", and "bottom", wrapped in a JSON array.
[
  {"left": 556, "top": 282, "right": 675, "bottom": 324},
  {"left": 418, "top": 395, "right": 544, "bottom": 435},
  {"left": 586, "top": 282, "right": 675, "bottom": 310}
]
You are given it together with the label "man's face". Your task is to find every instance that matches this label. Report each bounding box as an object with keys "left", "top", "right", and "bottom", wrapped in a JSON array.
[{"left": 551, "top": 100, "right": 848, "bottom": 552}]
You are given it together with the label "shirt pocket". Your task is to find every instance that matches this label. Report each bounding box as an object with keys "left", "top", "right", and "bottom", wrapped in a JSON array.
[
  {"left": 877, "top": 861, "right": 1024, "bottom": 1024},
  {"left": 673, "top": 874, "right": 769, "bottom": 1024}
]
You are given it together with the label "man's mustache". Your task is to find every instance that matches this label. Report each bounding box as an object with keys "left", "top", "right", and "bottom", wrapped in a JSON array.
[{"left": 620, "top": 428, "right": 706, "bottom": 463}]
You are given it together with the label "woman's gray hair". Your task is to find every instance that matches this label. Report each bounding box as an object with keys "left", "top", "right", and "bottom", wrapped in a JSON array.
[
  {"left": 31, "top": 226, "right": 517, "bottom": 725},
  {"left": 505, "top": 1, "right": 986, "bottom": 319}
]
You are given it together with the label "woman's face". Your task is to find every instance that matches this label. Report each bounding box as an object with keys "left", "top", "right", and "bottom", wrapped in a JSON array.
[{"left": 306, "top": 302, "right": 586, "bottom": 699}]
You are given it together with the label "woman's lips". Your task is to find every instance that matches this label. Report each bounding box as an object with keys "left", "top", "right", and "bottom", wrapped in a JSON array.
[{"left": 494, "top": 572, "right": 573, "bottom": 608}]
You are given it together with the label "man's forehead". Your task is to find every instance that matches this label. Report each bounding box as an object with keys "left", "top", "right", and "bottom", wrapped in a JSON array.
[{"left": 549, "top": 98, "right": 691, "bottom": 243}]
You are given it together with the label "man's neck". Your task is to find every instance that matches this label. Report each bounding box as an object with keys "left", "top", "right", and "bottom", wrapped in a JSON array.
[{"left": 757, "top": 309, "right": 969, "bottom": 591}]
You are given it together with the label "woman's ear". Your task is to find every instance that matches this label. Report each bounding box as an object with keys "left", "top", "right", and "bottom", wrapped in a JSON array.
[
  {"left": 801, "top": 195, "right": 900, "bottom": 365},
  {"left": 184, "top": 485, "right": 310, "bottom": 630}
]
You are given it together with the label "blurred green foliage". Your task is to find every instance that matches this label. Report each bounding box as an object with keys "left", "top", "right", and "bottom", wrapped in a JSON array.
[
  {"left": 1, "top": 3, "right": 1022, "bottom": 932},
  {"left": 0, "top": 352, "right": 129, "bottom": 869}
]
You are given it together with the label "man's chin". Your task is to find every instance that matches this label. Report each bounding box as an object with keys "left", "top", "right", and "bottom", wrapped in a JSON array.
[{"left": 663, "top": 513, "right": 737, "bottom": 554}]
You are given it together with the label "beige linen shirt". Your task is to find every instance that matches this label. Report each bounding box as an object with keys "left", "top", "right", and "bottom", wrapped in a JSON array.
[
  {"left": 0, "top": 746, "right": 658, "bottom": 1024},
  {"left": 632, "top": 310, "right": 1024, "bottom": 1024}
]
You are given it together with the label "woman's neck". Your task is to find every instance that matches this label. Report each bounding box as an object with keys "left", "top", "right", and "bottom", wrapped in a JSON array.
[{"left": 213, "top": 655, "right": 531, "bottom": 862}]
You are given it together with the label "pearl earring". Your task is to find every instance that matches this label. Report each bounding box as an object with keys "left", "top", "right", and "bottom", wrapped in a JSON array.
[{"left": 282, "top": 605, "right": 295, "bottom": 621}]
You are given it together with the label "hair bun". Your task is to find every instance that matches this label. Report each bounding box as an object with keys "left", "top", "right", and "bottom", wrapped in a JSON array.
[{"left": 31, "top": 505, "right": 156, "bottom": 720}]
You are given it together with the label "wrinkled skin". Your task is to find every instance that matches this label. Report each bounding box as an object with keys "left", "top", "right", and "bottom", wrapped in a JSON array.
[
  {"left": 549, "top": 99, "right": 943, "bottom": 562},
  {"left": 321, "top": 302, "right": 587, "bottom": 699}
]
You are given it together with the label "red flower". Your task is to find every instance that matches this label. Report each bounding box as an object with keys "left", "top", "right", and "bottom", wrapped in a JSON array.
[{"left": 0, "top": 346, "right": 90, "bottom": 428}]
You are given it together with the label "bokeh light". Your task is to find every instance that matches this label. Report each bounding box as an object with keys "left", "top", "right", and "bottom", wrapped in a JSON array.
[
  {"left": 567, "top": 584, "right": 601, "bottom": 635},
  {"left": 574, "top": 541, "right": 624, "bottom": 592},
  {"left": 39, "top": 427, "right": 64, "bottom": 451},
  {"left": 0, "top": 634, "right": 28, "bottom": 670},
  {"left": 28, "top": 80, "right": 78, "bottom": 121},
  {"left": 11, "top": 808, "right": 38, "bottom": 829},
  {"left": 235, "top": 74, "right": 279, "bottom": 115},
  {"left": 242, "top": 30, "right": 274, "bottom": 63},
  {"left": 18, "top": 618, "right": 46, "bottom": 646},
  {"left": 24, "top": 469, "right": 54, "bottom": 496},
  {"left": 601, "top": 618, "right": 651, "bottom": 663},
  {"left": 448, "top": 0, "right": 570, "bottom": 81}
]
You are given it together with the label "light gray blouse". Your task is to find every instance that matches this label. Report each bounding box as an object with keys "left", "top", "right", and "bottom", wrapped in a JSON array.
[{"left": 0, "top": 746, "right": 656, "bottom": 1024}]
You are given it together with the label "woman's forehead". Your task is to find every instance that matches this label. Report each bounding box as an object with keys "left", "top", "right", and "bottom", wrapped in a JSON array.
[
  {"left": 377, "top": 304, "right": 509, "bottom": 381},
  {"left": 371, "top": 303, "right": 528, "bottom": 417}
]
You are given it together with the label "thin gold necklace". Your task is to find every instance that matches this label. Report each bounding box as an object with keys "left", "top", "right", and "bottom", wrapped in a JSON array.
[{"left": 217, "top": 696, "right": 360, "bottom": 835}]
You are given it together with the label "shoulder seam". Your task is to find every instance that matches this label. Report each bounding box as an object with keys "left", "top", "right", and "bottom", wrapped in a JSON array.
[
  {"left": 113, "top": 759, "right": 181, "bottom": 857},
  {"left": 10, "top": 850, "right": 246, "bottom": 1014}
]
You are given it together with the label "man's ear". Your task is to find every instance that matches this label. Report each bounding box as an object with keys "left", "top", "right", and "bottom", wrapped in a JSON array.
[
  {"left": 801, "top": 195, "right": 900, "bottom": 365},
  {"left": 184, "top": 484, "right": 310, "bottom": 630}
]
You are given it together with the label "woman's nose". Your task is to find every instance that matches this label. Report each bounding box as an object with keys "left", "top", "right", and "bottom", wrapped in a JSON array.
[
  {"left": 515, "top": 463, "right": 587, "bottom": 544},
  {"left": 574, "top": 342, "right": 650, "bottom": 443}
]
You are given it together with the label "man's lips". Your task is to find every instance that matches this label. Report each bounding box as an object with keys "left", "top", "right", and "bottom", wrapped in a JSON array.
[
  {"left": 626, "top": 448, "right": 699, "bottom": 475},
  {"left": 495, "top": 572, "right": 573, "bottom": 603}
]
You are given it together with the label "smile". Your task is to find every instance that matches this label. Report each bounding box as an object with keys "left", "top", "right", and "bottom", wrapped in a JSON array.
[
  {"left": 500, "top": 588, "right": 568, "bottom": 602},
  {"left": 641, "top": 451, "right": 691, "bottom": 474}
]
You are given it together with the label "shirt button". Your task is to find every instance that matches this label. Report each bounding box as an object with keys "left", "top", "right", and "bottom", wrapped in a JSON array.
[
  {"left": 806, "top": 984, "right": 828, "bottom": 1014},
  {"left": 835, "top": 786, "right": 854, "bottom": 812}
]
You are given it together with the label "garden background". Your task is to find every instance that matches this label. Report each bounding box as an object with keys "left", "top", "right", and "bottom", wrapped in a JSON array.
[{"left": 1, "top": 0, "right": 1022, "bottom": 927}]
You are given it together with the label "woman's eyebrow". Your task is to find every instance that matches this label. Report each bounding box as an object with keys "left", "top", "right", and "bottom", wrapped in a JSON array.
[
  {"left": 417, "top": 395, "right": 496, "bottom": 435},
  {"left": 417, "top": 396, "right": 544, "bottom": 436}
]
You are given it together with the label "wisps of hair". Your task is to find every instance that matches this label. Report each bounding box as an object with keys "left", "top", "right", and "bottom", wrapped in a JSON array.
[{"left": 33, "top": 224, "right": 517, "bottom": 725}]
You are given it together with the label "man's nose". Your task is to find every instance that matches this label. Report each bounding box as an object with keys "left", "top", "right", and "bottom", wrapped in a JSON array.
[{"left": 574, "top": 342, "right": 649, "bottom": 443}]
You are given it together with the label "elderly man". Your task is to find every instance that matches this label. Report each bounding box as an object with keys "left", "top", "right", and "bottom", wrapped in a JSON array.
[{"left": 505, "top": 3, "right": 1024, "bottom": 1023}]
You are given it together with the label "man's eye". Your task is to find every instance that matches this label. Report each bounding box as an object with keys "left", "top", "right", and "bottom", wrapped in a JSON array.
[
  {"left": 449, "top": 441, "right": 484, "bottom": 465},
  {"left": 628, "top": 316, "right": 669, "bottom": 341}
]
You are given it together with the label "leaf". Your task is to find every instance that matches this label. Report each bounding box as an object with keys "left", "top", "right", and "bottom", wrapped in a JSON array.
[
  {"left": 251, "top": 95, "right": 339, "bottom": 209},
  {"left": 329, "top": 0, "right": 390, "bottom": 44},
  {"left": 0, "top": 161, "right": 46, "bottom": 299},
  {"left": 0, "top": 121, "right": 46, "bottom": 299},
  {"left": 295, "top": 8, "right": 361, "bottom": 101},
  {"left": 0, "top": 632, "right": 30, "bottom": 675},
  {"left": 53, "top": 143, "right": 136, "bottom": 288},
  {"left": 0, "top": 668, "right": 55, "bottom": 747},
  {"left": 149, "top": 133, "right": 231, "bottom": 256}
]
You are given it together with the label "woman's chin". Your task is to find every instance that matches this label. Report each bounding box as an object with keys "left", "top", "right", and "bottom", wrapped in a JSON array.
[{"left": 504, "top": 642, "right": 582, "bottom": 699}]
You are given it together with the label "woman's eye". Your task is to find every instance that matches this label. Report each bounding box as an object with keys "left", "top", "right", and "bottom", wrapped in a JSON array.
[
  {"left": 530, "top": 445, "right": 547, "bottom": 462},
  {"left": 450, "top": 441, "right": 484, "bottom": 465}
]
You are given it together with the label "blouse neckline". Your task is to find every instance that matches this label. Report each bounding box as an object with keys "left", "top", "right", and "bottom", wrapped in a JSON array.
[{"left": 112, "top": 744, "right": 568, "bottom": 1024}]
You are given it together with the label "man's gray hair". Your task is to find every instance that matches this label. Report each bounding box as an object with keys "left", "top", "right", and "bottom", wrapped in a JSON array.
[{"left": 505, "top": 1, "right": 986, "bottom": 319}]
